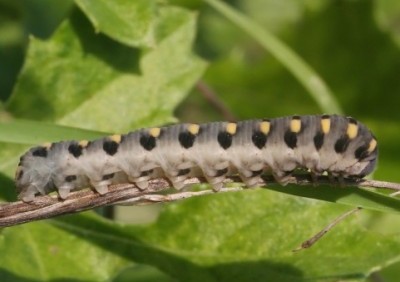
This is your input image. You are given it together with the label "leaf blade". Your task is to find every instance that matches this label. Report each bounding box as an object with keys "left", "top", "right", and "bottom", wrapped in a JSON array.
[
  {"left": 204, "top": 0, "right": 343, "bottom": 114},
  {"left": 75, "top": 0, "right": 156, "bottom": 48},
  {"left": 265, "top": 184, "right": 400, "bottom": 214},
  {"left": 0, "top": 119, "right": 105, "bottom": 145}
]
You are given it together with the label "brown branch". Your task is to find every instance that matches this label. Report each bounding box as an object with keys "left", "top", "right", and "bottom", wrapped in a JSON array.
[
  {"left": 196, "top": 80, "right": 237, "bottom": 121},
  {"left": 0, "top": 175, "right": 399, "bottom": 228}
]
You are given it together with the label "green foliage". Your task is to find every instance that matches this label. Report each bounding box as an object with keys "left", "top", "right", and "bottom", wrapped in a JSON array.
[
  {"left": 1, "top": 0, "right": 400, "bottom": 281},
  {"left": 75, "top": 0, "right": 156, "bottom": 48},
  {"left": 204, "top": 0, "right": 343, "bottom": 114}
]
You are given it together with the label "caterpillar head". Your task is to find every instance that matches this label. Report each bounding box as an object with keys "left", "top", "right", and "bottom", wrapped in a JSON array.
[{"left": 15, "top": 147, "right": 55, "bottom": 202}]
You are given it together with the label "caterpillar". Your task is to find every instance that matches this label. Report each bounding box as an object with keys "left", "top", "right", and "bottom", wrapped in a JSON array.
[{"left": 15, "top": 115, "right": 378, "bottom": 202}]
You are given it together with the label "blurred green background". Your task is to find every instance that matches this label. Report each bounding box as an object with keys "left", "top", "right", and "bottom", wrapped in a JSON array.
[
  {"left": 4, "top": 0, "right": 400, "bottom": 181},
  {"left": 1, "top": 0, "right": 400, "bottom": 281}
]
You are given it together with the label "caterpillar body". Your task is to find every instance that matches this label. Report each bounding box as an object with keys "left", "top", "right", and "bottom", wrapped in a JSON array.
[{"left": 15, "top": 115, "right": 378, "bottom": 202}]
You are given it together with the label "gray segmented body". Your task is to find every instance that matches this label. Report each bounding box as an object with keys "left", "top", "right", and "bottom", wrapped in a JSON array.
[{"left": 15, "top": 115, "right": 378, "bottom": 202}]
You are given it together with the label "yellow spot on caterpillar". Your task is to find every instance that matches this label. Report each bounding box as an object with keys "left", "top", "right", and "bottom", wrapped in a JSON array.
[
  {"left": 42, "top": 142, "right": 52, "bottom": 149},
  {"left": 368, "top": 139, "right": 377, "bottom": 152},
  {"left": 149, "top": 128, "right": 161, "bottom": 138},
  {"left": 290, "top": 119, "right": 301, "bottom": 133},
  {"left": 188, "top": 124, "right": 200, "bottom": 135},
  {"left": 260, "top": 121, "right": 270, "bottom": 134},
  {"left": 110, "top": 134, "right": 122, "bottom": 143},
  {"left": 79, "top": 140, "right": 89, "bottom": 147},
  {"left": 226, "top": 123, "right": 237, "bottom": 135},
  {"left": 347, "top": 123, "right": 358, "bottom": 139},
  {"left": 321, "top": 117, "right": 331, "bottom": 134}
]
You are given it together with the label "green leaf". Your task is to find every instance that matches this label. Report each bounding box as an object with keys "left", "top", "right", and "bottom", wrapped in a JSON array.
[
  {"left": 266, "top": 184, "right": 400, "bottom": 214},
  {"left": 1, "top": 4, "right": 206, "bottom": 185},
  {"left": 0, "top": 119, "right": 105, "bottom": 145},
  {"left": 6, "top": 7, "right": 206, "bottom": 133},
  {"left": 0, "top": 215, "right": 132, "bottom": 281},
  {"left": 138, "top": 191, "right": 400, "bottom": 281},
  {"left": 114, "top": 264, "right": 176, "bottom": 282},
  {"left": 6, "top": 9, "right": 140, "bottom": 124},
  {"left": 75, "top": 0, "right": 156, "bottom": 48},
  {"left": 58, "top": 7, "right": 207, "bottom": 132},
  {"left": 8, "top": 192, "right": 395, "bottom": 282},
  {"left": 204, "top": 0, "right": 342, "bottom": 114},
  {"left": 2, "top": 1, "right": 400, "bottom": 280}
]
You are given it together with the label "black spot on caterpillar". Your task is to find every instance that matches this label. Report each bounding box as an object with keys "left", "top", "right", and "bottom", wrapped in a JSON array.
[
  {"left": 139, "top": 134, "right": 157, "bottom": 151},
  {"left": 177, "top": 168, "right": 191, "bottom": 176},
  {"left": 252, "top": 131, "right": 267, "bottom": 149},
  {"left": 103, "top": 140, "right": 120, "bottom": 156},
  {"left": 178, "top": 131, "right": 196, "bottom": 149},
  {"left": 32, "top": 147, "right": 48, "bottom": 158},
  {"left": 313, "top": 131, "right": 325, "bottom": 150},
  {"left": 65, "top": 175, "right": 77, "bottom": 182},
  {"left": 102, "top": 173, "right": 115, "bottom": 181},
  {"left": 334, "top": 135, "right": 351, "bottom": 153},
  {"left": 68, "top": 143, "right": 83, "bottom": 158},
  {"left": 217, "top": 131, "right": 233, "bottom": 149},
  {"left": 15, "top": 115, "right": 378, "bottom": 202},
  {"left": 284, "top": 131, "right": 298, "bottom": 149}
]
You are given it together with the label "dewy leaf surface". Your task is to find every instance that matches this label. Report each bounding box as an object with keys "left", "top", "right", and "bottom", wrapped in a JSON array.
[{"left": 75, "top": 0, "right": 156, "bottom": 48}]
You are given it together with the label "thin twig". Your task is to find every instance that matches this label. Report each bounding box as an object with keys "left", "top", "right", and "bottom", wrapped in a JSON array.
[
  {"left": 292, "top": 207, "right": 363, "bottom": 252},
  {"left": 115, "top": 187, "right": 244, "bottom": 205},
  {"left": 196, "top": 80, "right": 237, "bottom": 121},
  {"left": 291, "top": 186, "right": 400, "bottom": 252},
  {"left": 291, "top": 184, "right": 400, "bottom": 252},
  {"left": 390, "top": 190, "right": 400, "bottom": 197},
  {"left": 0, "top": 175, "right": 399, "bottom": 228}
]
